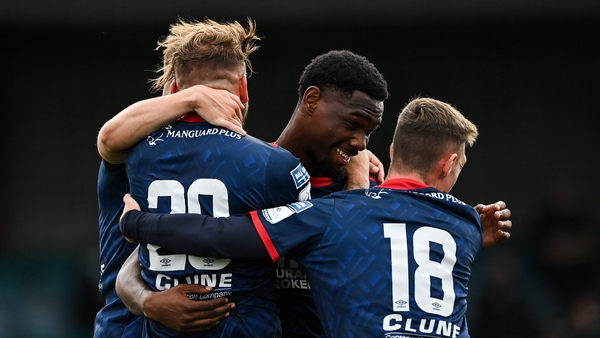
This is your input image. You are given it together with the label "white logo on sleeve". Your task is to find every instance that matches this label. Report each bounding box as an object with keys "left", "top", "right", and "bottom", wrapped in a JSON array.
[
  {"left": 298, "top": 183, "right": 312, "bottom": 201},
  {"left": 262, "top": 201, "right": 313, "bottom": 224}
]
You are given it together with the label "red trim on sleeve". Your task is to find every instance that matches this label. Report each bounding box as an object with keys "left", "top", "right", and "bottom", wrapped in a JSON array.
[{"left": 249, "top": 211, "right": 280, "bottom": 262}]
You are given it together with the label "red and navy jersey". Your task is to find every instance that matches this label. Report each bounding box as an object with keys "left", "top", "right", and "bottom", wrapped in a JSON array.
[
  {"left": 251, "top": 178, "right": 482, "bottom": 338},
  {"left": 126, "top": 115, "right": 311, "bottom": 338},
  {"left": 94, "top": 160, "right": 143, "bottom": 338},
  {"left": 275, "top": 176, "right": 378, "bottom": 338},
  {"left": 275, "top": 176, "right": 345, "bottom": 338}
]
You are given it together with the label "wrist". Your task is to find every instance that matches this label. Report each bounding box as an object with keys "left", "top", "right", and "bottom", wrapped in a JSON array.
[
  {"left": 344, "top": 177, "right": 369, "bottom": 190},
  {"left": 138, "top": 287, "right": 154, "bottom": 318},
  {"left": 185, "top": 84, "right": 207, "bottom": 114}
]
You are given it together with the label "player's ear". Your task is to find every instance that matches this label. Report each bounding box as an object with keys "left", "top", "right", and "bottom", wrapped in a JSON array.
[
  {"left": 239, "top": 74, "right": 249, "bottom": 104},
  {"left": 440, "top": 153, "right": 458, "bottom": 177},
  {"left": 169, "top": 80, "right": 179, "bottom": 94},
  {"left": 303, "top": 86, "right": 321, "bottom": 116}
]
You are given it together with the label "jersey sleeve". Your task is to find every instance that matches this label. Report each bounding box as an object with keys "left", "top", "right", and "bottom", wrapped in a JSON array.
[
  {"left": 248, "top": 199, "right": 335, "bottom": 261},
  {"left": 264, "top": 147, "right": 311, "bottom": 205},
  {"left": 120, "top": 210, "right": 270, "bottom": 259},
  {"left": 120, "top": 197, "right": 336, "bottom": 262}
]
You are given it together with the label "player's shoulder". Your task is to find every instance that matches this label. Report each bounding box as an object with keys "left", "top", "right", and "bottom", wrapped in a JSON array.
[
  {"left": 243, "top": 135, "right": 300, "bottom": 161},
  {"left": 243, "top": 135, "right": 283, "bottom": 149},
  {"left": 404, "top": 188, "right": 480, "bottom": 225}
]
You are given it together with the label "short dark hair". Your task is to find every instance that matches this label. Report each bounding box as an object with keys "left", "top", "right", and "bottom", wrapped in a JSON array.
[
  {"left": 391, "top": 97, "right": 478, "bottom": 175},
  {"left": 298, "top": 50, "right": 389, "bottom": 101}
]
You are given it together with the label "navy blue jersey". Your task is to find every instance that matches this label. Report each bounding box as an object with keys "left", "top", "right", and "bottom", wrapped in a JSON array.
[
  {"left": 94, "top": 160, "right": 143, "bottom": 338},
  {"left": 251, "top": 178, "right": 482, "bottom": 338},
  {"left": 275, "top": 176, "right": 378, "bottom": 338},
  {"left": 120, "top": 178, "right": 482, "bottom": 338},
  {"left": 126, "top": 115, "right": 311, "bottom": 338}
]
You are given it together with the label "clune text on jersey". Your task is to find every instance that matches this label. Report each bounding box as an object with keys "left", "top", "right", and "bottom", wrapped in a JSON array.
[{"left": 383, "top": 314, "right": 461, "bottom": 338}]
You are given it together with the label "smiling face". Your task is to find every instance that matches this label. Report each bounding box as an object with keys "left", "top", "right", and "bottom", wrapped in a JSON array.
[{"left": 306, "top": 88, "right": 384, "bottom": 180}]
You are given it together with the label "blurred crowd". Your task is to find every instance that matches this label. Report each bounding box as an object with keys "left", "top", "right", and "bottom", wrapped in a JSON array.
[{"left": 470, "top": 182, "right": 600, "bottom": 338}]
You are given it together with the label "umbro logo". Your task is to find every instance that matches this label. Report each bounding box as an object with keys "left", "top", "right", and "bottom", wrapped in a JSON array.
[
  {"left": 160, "top": 258, "right": 171, "bottom": 266},
  {"left": 395, "top": 299, "right": 407, "bottom": 308}
]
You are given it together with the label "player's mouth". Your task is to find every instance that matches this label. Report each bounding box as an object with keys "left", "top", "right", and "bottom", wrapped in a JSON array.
[{"left": 336, "top": 148, "right": 350, "bottom": 165}]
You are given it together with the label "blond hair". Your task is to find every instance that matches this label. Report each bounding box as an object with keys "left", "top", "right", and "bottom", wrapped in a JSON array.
[
  {"left": 150, "top": 17, "right": 259, "bottom": 92},
  {"left": 391, "top": 97, "right": 478, "bottom": 175}
]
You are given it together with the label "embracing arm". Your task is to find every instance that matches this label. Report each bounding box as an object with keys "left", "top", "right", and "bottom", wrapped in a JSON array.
[
  {"left": 121, "top": 210, "right": 269, "bottom": 259},
  {"left": 120, "top": 194, "right": 269, "bottom": 259},
  {"left": 97, "top": 85, "right": 246, "bottom": 164},
  {"left": 116, "top": 246, "right": 235, "bottom": 332}
]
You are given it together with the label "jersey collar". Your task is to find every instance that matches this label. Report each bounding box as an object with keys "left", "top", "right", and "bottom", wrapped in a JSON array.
[
  {"left": 179, "top": 113, "right": 206, "bottom": 123},
  {"left": 310, "top": 177, "right": 334, "bottom": 187},
  {"left": 376, "top": 178, "right": 430, "bottom": 190}
]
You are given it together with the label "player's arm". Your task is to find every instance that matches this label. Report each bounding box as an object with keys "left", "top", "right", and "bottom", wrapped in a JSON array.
[
  {"left": 116, "top": 246, "right": 235, "bottom": 333},
  {"left": 264, "top": 150, "right": 312, "bottom": 205},
  {"left": 120, "top": 194, "right": 269, "bottom": 259},
  {"left": 97, "top": 85, "right": 246, "bottom": 164},
  {"left": 344, "top": 149, "right": 385, "bottom": 190},
  {"left": 475, "top": 201, "right": 512, "bottom": 248}
]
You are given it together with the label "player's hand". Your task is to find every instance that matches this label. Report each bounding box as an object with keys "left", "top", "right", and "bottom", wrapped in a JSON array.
[
  {"left": 367, "top": 150, "right": 385, "bottom": 184},
  {"left": 476, "top": 201, "right": 512, "bottom": 249},
  {"left": 344, "top": 150, "right": 372, "bottom": 190},
  {"left": 190, "top": 85, "right": 247, "bottom": 136},
  {"left": 345, "top": 150, "right": 385, "bottom": 191},
  {"left": 121, "top": 193, "right": 141, "bottom": 243},
  {"left": 142, "top": 284, "right": 235, "bottom": 333}
]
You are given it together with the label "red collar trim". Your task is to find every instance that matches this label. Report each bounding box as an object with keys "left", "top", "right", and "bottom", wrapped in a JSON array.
[
  {"left": 377, "top": 178, "right": 429, "bottom": 190},
  {"left": 179, "top": 113, "right": 206, "bottom": 123},
  {"left": 311, "top": 177, "right": 334, "bottom": 187}
]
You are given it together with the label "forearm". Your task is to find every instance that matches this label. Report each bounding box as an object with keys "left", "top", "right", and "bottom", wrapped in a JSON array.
[
  {"left": 97, "top": 91, "right": 196, "bottom": 164},
  {"left": 120, "top": 210, "right": 269, "bottom": 259},
  {"left": 115, "top": 246, "right": 148, "bottom": 316}
]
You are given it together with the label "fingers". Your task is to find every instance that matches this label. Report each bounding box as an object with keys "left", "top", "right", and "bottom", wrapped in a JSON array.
[
  {"left": 476, "top": 201, "right": 509, "bottom": 216},
  {"left": 497, "top": 228, "right": 511, "bottom": 239},
  {"left": 151, "top": 283, "right": 235, "bottom": 333},
  {"left": 177, "top": 295, "right": 235, "bottom": 332},
  {"left": 497, "top": 207, "right": 511, "bottom": 221},
  {"left": 124, "top": 236, "right": 138, "bottom": 244},
  {"left": 474, "top": 203, "right": 489, "bottom": 213},
  {"left": 371, "top": 164, "right": 384, "bottom": 184},
  {"left": 121, "top": 193, "right": 141, "bottom": 223},
  {"left": 177, "top": 283, "right": 214, "bottom": 294},
  {"left": 122, "top": 194, "right": 141, "bottom": 211},
  {"left": 223, "top": 120, "right": 247, "bottom": 136},
  {"left": 500, "top": 219, "right": 512, "bottom": 231},
  {"left": 367, "top": 150, "right": 385, "bottom": 184},
  {"left": 178, "top": 303, "right": 234, "bottom": 333}
]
